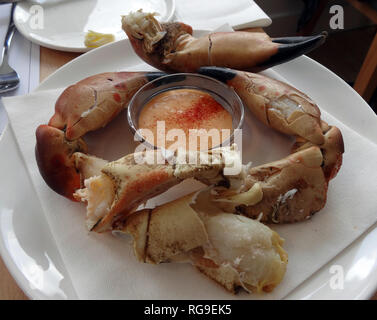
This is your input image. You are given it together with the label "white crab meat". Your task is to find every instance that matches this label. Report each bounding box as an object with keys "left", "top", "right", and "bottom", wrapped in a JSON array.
[
  {"left": 269, "top": 96, "right": 302, "bottom": 119},
  {"left": 203, "top": 213, "right": 287, "bottom": 292},
  {"left": 122, "top": 9, "right": 166, "bottom": 51},
  {"left": 74, "top": 175, "right": 115, "bottom": 230}
]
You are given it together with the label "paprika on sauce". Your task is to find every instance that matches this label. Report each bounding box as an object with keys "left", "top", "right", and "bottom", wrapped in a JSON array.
[{"left": 138, "top": 89, "right": 233, "bottom": 150}]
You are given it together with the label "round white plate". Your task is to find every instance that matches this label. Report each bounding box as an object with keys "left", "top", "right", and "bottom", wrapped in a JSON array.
[
  {"left": 13, "top": 0, "right": 175, "bottom": 52},
  {"left": 1, "top": 36, "right": 377, "bottom": 300}
]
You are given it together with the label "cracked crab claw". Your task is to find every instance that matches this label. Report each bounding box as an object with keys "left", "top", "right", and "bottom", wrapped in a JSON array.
[
  {"left": 122, "top": 9, "right": 326, "bottom": 73},
  {"left": 114, "top": 188, "right": 287, "bottom": 294},
  {"left": 74, "top": 146, "right": 242, "bottom": 232},
  {"left": 239, "top": 146, "right": 328, "bottom": 223}
]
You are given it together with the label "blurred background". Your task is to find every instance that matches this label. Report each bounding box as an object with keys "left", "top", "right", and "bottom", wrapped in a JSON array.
[{"left": 255, "top": 0, "right": 377, "bottom": 114}]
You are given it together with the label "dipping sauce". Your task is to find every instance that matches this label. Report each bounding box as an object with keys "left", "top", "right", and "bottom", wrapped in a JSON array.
[{"left": 138, "top": 89, "right": 233, "bottom": 150}]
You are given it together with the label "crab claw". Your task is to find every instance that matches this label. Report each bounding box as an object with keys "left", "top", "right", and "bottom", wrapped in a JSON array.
[
  {"left": 122, "top": 10, "right": 193, "bottom": 72},
  {"left": 254, "top": 32, "right": 327, "bottom": 72},
  {"left": 292, "top": 124, "right": 344, "bottom": 181},
  {"left": 198, "top": 66, "right": 324, "bottom": 144},
  {"left": 74, "top": 146, "right": 243, "bottom": 232},
  {"left": 240, "top": 146, "right": 328, "bottom": 223},
  {"left": 321, "top": 126, "right": 344, "bottom": 180},
  {"left": 114, "top": 190, "right": 287, "bottom": 294},
  {"left": 35, "top": 125, "right": 88, "bottom": 201},
  {"left": 49, "top": 71, "right": 166, "bottom": 141},
  {"left": 122, "top": 10, "right": 326, "bottom": 73}
]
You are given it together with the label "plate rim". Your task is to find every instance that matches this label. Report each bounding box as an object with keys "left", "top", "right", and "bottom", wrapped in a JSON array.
[{"left": 0, "top": 125, "right": 79, "bottom": 300}]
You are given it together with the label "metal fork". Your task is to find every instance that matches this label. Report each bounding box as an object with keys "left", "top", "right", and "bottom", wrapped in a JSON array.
[{"left": 0, "top": 3, "right": 20, "bottom": 94}]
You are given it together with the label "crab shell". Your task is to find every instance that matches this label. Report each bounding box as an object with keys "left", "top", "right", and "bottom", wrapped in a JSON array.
[
  {"left": 292, "top": 125, "right": 344, "bottom": 181},
  {"left": 49, "top": 71, "right": 166, "bottom": 141},
  {"left": 122, "top": 10, "right": 326, "bottom": 73},
  {"left": 74, "top": 147, "right": 241, "bottom": 232},
  {"left": 240, "top": 146, "right": 328, "bottom": 223},
  {"left": 35, "top": 125, "right": 87, "bottom": 201},
  {"left": 115, "top": 191, "right": 288, "bottom": 294},
  {"left": 198, "top": 67, "right": 324, "bottom": 145}
]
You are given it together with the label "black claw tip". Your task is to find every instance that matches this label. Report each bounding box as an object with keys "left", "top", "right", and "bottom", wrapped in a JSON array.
[
  {"left": 259, "top": 32, "right": 327, "bottom": 71},
  {"left": 197, "top": 67, "right": 237, "bottom": 83},
  {"left": 152, "top": 73, "right": 187, "bottom": 87},
  {"left": 272, "top": 32, "right": 327, "bottom": 45},
  {"left": 146, "top": 72, "right": 168, "bottom": 82}
]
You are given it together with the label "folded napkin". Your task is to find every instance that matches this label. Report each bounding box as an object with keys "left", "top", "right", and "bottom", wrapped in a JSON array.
[
  {"left": 175, "top": 0, "right": 271, "bottom": 30},
  {"left": 3, "top": 67, "right": 377, "bottom": 299}
]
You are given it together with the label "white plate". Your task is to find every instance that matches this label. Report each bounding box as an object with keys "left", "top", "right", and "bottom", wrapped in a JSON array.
[
  {"left": 1, "top": 37, "right": 377, "bottom": 299},
  {"left": 13, "top": 0, "right": 175, "bottom": 52}
]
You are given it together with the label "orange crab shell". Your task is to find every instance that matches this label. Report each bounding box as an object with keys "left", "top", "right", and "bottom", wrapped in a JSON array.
[{"left": 35, "top": 125, "right": 87, "bottom": 201}]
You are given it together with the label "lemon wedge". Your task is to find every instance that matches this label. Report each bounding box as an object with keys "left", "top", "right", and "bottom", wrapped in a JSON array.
[{"left": 84, "top": 30, "right": 115, "bottom": 48}]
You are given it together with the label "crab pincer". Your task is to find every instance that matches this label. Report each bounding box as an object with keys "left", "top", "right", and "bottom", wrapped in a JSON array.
[
  {"left": 199, "top": 66, "right": 344, "bottom": 183},
  {"left": 49, "top": 71, "right": 166, "bottom": 141},
  {"left": 292, "top": 123, "right": 344, "bottom": 181},
  {"left": 122, "top": 10, "right": 326, "bottom": 73},
  {"left": 35, "top": 125, "right": 87, "bottom": 201},
  {"left": 198, "top": 66, "right": 324, "bottom": 144},
  {"left": 256, "top": 33, "right": 327, "bottom": 72}
]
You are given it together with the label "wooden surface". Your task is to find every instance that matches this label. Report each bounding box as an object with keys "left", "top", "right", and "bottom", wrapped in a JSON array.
[
  {"left": 354, "top": 31, "right": 377, "bottom": 101},
  {"left": 347, "top": 0, "right": 377, "bottom": 24},
  {"left": 0, "top": 258, "right": 28, "bottom": 300},
  {"left": 347, "top": 0, "right": 377, "bottom": 101},
  {"left": 1, "top": 35, "right": 377, "bottom": 300},
  {"left": 40, "top": 47, "right": 81, "bottom": 82}
]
